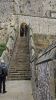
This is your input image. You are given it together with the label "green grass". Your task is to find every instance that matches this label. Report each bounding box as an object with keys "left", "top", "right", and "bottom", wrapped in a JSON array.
[{"left": 0, "top": 43, "right": 6, "bottom": 56}]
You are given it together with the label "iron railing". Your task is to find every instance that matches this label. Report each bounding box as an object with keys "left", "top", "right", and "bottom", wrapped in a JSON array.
[{"left": 28, "top": 26, "right": 56, "bottom": 65}]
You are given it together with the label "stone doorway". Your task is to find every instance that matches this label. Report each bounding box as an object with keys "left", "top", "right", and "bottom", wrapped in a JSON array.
[{"left": 20, "top": 23, "right": 28, "bottom": 37}]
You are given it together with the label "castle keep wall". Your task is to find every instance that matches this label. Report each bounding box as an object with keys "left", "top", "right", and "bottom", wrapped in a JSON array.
[
  {"left": 0, "top": 0, "right": 56, "bottom": 18},
  {"left": 12, "top": 0, "right": 56, "bottom": 18},
  {"left": 0, "top": 0, "right": 56, "bottom": 43},
  {"left": 19, "top": 15, "right": 56, "bottom": 35}
]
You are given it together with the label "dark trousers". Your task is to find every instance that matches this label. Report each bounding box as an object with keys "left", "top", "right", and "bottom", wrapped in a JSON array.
[{"left": 0, "top": 77, "right": 6, "bottom": 92}]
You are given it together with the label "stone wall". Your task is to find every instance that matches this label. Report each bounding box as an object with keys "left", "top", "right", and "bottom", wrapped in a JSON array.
[
  {"left": 0, "top": 14, "right": 56, "bottom": 44},
  {"left": 33, "top": 34, "right": 56, "bottom": 55},
  {"left": 0, "top": 0, "right": 13, "bottom": 23},
  {"left": 13, "top": 0, "right": 56, "bottom": 18},
  {"left": 0, "top": 0, "right": 14, "bottom": 43},
  {"left": 0, "top": 0, "right": 56, "bottom": 18},
  {"left": 0, "top": 21, "right": 19, "bottom": 65},
  {"left": 29, "top": 27, "right": 56, "bottom": 100},
  {"left": 0, "top": 15, "right": 19, "bottom": 43},
  {"left": 0, "top": 22, "right": 8, "bottom": 43},
  {"left": 0, "top": 0, "right": 56, "bottom": 43},
  {"left": 19, "top": 15, "right": 56, "bottom": 35}
]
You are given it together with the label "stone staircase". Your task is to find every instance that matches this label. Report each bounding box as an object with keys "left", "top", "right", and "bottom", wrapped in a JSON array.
[{"left": 8, "top": 36, "right": 31, "bottom": 80}]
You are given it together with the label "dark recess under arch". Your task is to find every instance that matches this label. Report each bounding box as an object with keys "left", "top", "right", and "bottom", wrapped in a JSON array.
[{"left": 20, "top": 23, "right": 28, "bottom": 37}]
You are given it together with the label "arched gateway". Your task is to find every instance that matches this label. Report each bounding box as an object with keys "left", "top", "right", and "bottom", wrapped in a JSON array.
[{"left": 20, "top": 23, "right": 29, "bottom": 37}]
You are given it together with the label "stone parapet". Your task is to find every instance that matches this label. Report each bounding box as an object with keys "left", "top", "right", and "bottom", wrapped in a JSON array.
[{"left": 0, "top": 20, "right": 19, "bottom": 66}]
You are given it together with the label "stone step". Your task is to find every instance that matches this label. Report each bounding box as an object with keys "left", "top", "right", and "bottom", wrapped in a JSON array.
[
  {"left": 8, "top": 76, "right": 31, "bottom": 80},
  {"left": 8, "top": 70, "right": 31, "bottom": 80},
  {"left": 10, "top": 64, "right": 30, "bottom": 67},
  {"left": 11, "top": 64, "right": 30, "bottom": 67},
  {"left": 8, "top": 36, "right": 30, "bottom": 80},
  {"left": 9, "top": 70, "right": 31, "bottom": 73},
  {"left": 8, "top": 71, "right": 30, "bottom": 76},
  {"left": 9, "top": 68, "right": 30, "bottom": 71},
  {"left": 15, "top": 55, "right": 29, "bottom": 58},
  {"left": 8, "top": 75, "right": 31, "bottom": 79}
]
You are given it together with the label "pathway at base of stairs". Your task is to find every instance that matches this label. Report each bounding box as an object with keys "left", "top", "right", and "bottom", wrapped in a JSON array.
[{"left": 0, "top": 80, "right": 34, "bottom": 100}]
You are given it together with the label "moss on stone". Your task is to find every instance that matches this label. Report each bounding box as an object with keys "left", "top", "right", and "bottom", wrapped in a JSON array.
[{"left": 0, "top": 43, "right": 6, "bottom": 56}]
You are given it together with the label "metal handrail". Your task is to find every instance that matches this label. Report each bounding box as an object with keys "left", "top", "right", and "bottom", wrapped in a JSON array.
[
  {"left": 29, "top": 26, "right": 56, "bottom": 66},
  {"left": 38, "top": 41, "right": 56, "bottom": 59},
  {"left": 36, "top": 58, "right": 56, "bottom": 65}
]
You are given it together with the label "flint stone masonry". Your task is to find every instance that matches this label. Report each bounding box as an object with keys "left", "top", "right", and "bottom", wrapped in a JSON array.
[
  {"left": 29, "top": 28, "right": 56, "bottom": 100},
  {"left": 0, "top": 0, "right": 56, "bottom": 43},
  {"left": 19, "top": 15, "right": 56, "bottom": 35},
  {"left": 0, "top": 15, "right": 56, "bottom": 43},
  {"left": 36, "top": 45, "right": 56, "bottom": 100},
  {"left": 0, "top": 0, "right": 13, "bottom": 2},
  {"left": 37, "top": 61, "right": 54, "bottom": 100},
  {"left": 0, "top": 0, "right": 56, "bottom": 17},
  {"left": 0, "top": 22, "right": 8, "bottom": 43},
  {"left": 0, "top": 2, "right": 13, "bottom": 16},
  {"left": 0, "top": 14, "right": 18, "bottom": 43},
  {"left": 13, "top": 0, "right": 56, "bottom": 17},
  {"left": 0, "top": 20, "right": 19, "bottom": 66},
  {"left": 51, "top": 12, "right": 56, "bottom": 18},
  {"left": 33, "top": 34, "right": 56, "bottom": 55}
]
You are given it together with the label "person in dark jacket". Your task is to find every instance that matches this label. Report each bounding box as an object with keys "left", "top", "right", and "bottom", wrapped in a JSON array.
[
  {"left": 0, "top": 59, "right": 8, "bottom": 93},
  {"left": 0, "top": 61, "right": 2, "bottom": 93}
]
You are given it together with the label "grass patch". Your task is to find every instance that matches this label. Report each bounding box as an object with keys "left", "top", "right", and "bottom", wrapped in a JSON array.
[{"left": 0, "top": 43, "right": 6, "bottom": 56}]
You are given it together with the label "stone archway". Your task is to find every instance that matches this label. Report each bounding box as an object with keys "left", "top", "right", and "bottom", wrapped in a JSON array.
[{"left": 20, "top": 23, "right": 28, "bottom": 37}]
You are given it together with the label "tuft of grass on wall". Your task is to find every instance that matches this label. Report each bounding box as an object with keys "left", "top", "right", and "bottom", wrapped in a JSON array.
[{"left": 0, "top": 43, "right": 6, "bottom": 56}]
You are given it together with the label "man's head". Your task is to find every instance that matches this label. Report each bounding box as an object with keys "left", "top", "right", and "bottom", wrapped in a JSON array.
[{"left": 1, "top": 59, "right": 4, "bottom": 64}]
